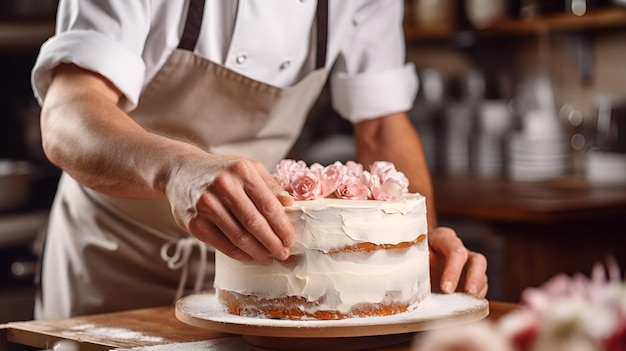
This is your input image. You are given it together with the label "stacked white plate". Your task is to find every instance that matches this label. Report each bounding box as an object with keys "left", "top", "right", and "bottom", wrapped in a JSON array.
[
  {"left": 506, "top": 111, "right": 571, "bottom": 181},
  {"left": 507, "top": 132, "right": 570, "bottom": 181},
  {"left": 586, "top": 149, "right": 626, "bottom": 185}
]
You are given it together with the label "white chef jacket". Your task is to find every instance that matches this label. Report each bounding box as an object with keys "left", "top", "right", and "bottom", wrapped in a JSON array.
[{"left": 32, "top": 0, "right": 418, "bottom": 123}]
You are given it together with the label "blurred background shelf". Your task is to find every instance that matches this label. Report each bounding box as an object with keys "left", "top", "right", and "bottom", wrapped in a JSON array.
[
  {"left": 0, "top": 21, "right": 55, "bottom": 51},
  {"left": 405, "top": 7, "right": 626, "bottom": 41},
  {"left": 487, "top": 7, "right": 626, "bottom": 35},
  {"left": 405, "top": 22, "right": 457, "bottom": 41}
]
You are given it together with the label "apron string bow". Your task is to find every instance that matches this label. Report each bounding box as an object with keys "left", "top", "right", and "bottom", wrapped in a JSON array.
[{"left": 160, "top": 236, "right": 209, "bottom": 302}]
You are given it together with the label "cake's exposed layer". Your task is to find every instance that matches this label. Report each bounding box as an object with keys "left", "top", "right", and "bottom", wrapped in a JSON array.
[
  {"left": 214, "top": 193, "right": 430, "bottom": 319},
  {"left": 218, "top": 287, "right": 429, "bottom": 320}
]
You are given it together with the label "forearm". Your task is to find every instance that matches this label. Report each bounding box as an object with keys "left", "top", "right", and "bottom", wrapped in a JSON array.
[
  {"left": 41, "top": 64, "right": 206, "bottom": 199},
  {"left": 353, "top": 112, "right": 438, "bottom": 229}
]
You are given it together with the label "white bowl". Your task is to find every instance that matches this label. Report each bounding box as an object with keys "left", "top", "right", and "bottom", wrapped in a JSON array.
[{"left": 585, "top": 150, "right": 626, "bottom": 185}]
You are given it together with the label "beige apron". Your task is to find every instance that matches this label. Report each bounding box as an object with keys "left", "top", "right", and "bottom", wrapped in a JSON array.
[{"left": 36, "top": 0, "right": 329, "bottom": 319}]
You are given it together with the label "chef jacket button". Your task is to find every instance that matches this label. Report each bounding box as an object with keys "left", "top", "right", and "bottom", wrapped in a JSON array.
[
  {"left": 280, "top": 59, "right": 291, "bottom": 70},
  {"left": 236, "top": 53, "right": 247, "bottom": 65}
]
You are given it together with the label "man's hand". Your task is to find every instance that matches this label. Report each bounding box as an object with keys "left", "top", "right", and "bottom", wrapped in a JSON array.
[
  {"left": 429, "top": 227, "right": 488, "bottom": 297},
  {"left": 166, "top": 154, "right": 296, "bottom": 265},
  {"left": 42, "top": 65, "right": 295, "bottom": 266}
]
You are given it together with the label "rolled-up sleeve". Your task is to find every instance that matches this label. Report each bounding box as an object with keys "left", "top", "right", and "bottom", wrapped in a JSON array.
[
  {"left": 330, "top": 0, "right": 418, "bottom": 123},
  {"left": 31, "top": 0, "right": 151, "bottom": 111}
]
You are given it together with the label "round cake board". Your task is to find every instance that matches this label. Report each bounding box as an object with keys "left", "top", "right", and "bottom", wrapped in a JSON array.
[{"left": 175, "top": 291, "right": 489, "bottom": 350}]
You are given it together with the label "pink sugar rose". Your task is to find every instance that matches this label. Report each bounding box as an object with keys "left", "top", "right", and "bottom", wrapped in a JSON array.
[
  {"left": 370, "top": 161, "right": 396, "bottom": 178},
  {"left": 290, "top": 170, "right": 322, "bottom": 200},
  {"left": 345, "top": 160, "right": 364, "bottom": 177},
  {"left": 370, "top": 161, "right": 409, "bottom": 193},
  {"left": 272, "top": 159, "right": 307, "bottom": 191},
  {"left": 270, "top": 159, "right": 410, "bottom": 202},
  {"left": 310, "top": 162, "right": 343, "bottom": 198},
  {"left": 335, "top": 175, "right": 370, "bottom": 200},
  {"left": 371, "top": 177, "right": 405, "bottom": 201}
]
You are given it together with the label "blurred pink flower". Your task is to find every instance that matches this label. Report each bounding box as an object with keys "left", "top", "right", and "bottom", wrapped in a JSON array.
[
  {"left": 414, "top": 259, "right": 626, "bottom": 351},
  {"left": 499, "top": 259, "right": 626, "bottom": 351}
]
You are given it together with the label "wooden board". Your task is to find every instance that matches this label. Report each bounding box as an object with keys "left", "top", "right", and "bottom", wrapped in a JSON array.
[
  {"left": 2, "top": 306, "right": 227, "bottom": 351},
  {"left": 2, "top": 302, "right": 515, "bottom": 351}
]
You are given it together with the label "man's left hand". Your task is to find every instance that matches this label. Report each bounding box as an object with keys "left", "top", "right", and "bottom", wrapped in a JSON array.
[{"left": 428, "top": 227, "right": 488, "bottom": 297}]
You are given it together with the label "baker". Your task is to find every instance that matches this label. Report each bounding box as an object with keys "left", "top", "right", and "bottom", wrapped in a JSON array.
[{"left": 31, "top": 0, "right": 488, "bottom": 319}]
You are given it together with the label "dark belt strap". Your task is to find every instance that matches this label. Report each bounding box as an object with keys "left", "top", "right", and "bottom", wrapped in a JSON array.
[{"left": 178, "top": 0, "right": 329, "bottom": 70}]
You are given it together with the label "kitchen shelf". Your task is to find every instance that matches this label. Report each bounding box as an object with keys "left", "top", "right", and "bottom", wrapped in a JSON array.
[
  {"left": 404, "top": 22, "right": 456, "bottom": 41},
  {"left": 487, "top": 7, "right": 626, "bottom": 35},
  {"left": 405, "top": 7, "right": 626, "bottom": 41},
  {"left": 0, "top": 21, "right": 54, "bottom": 51}
]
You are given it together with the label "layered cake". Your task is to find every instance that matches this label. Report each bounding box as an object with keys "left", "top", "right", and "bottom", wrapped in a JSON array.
[{"left": 214, "top": 160, "right": 431, "bottom": 320}]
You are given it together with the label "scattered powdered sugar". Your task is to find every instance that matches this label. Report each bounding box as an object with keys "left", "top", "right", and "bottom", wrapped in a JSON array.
[
  {"left": 63, "top": 323, "right": 165, "bottom": 343},
  {"left": 177, "top": 292, "right": 487, "bottom": 329},
  {"left": 113, "top": 337, "right": 263, "bottom": 351}
]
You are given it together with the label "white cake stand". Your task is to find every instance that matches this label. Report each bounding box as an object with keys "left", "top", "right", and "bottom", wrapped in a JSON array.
[{"left": 175, "top": 291, "right": 489, "bottom": 351}]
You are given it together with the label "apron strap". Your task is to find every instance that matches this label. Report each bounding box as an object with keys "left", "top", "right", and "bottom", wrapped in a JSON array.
[
  {"left": 178, "top": 0, "right": 329, "bottom": 69},
  {"left": 315, "top": 0, "right": 328, "bottom": 70},
  {"left": 178, "top": 0, "right": 206, "bottom": 51},
  {"left": 160, "top": 236, "right": 209, "bottom": 302}
]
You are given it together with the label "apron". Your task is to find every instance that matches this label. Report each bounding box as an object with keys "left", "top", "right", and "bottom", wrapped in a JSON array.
[{"left": 36, "top": 0, "right": 329, "bottom": 320}]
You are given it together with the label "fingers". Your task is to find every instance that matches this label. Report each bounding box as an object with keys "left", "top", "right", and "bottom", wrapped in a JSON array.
[
  {"left": 237, "top": 160, "right": 296, "bottom": 250},
  {"left": 192, "top": 157, "right": 295, "bottom": 264},
  {"left": 195, "top": 191, "right": 279, "bottom": 264},
  {"left": 463, "top": 251, "right": 488, "bottom": 297},
  {"left": 429, "top": 227, "right": 467, "bottom": 294},
  {"left": 429, "top": 227, "right": 489, "bottom": 297},
  {"left": 252, "top": 162, "right": 295, "bottom": 247},
  {"left": 188, "top": 216, "right": 253, "bottom": 262},
  {"left": 477, "top": 280, "right": 489, "bottom": 298}
]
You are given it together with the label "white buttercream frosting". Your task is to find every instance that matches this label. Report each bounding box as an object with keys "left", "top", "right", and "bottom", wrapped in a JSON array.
[
  {"left": 285, "top": 193, "right": 427, "bottom": 253},
  {"left": 214, "top": 193, "right": 430, "bottom": 317}
]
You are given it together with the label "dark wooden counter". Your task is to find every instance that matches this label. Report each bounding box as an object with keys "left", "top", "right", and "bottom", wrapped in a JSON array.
[
  {"left": 0, "top": 301, "right": 517, "bottom": 351},
  {"left": 433, "top": 175, "right": 626, "bottom": 222},
  {"left": 433, "top": 175, "right": 626, "bottom": 301}
]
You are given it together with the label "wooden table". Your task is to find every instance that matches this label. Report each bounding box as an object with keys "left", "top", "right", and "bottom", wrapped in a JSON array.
[
  {"left": 433, "top": 175, "right": 626, "bottom": 302},
  {"left": 0, "top": 301, "right": 516, "bottom": 351}
]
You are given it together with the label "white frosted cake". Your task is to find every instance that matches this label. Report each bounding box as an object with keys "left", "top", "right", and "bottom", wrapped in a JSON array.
[
  {"left": 214, "top": 194, "right": 430, "bottom": 320},
  {"left": 214, "top": 160, "right": 430, "bottom": 320}
]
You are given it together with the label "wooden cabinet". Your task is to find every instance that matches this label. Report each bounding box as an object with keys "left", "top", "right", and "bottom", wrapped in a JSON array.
[{"left": 433, "top": 175, "right": 626, "bottom": 302}]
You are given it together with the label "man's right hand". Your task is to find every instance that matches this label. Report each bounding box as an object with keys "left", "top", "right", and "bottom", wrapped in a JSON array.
[
  {"left": 165, "top": 153, "right": 296, "bottom": 264},
  {"left": 41, "top": 64, "right": 295, "bottom": 265}
]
